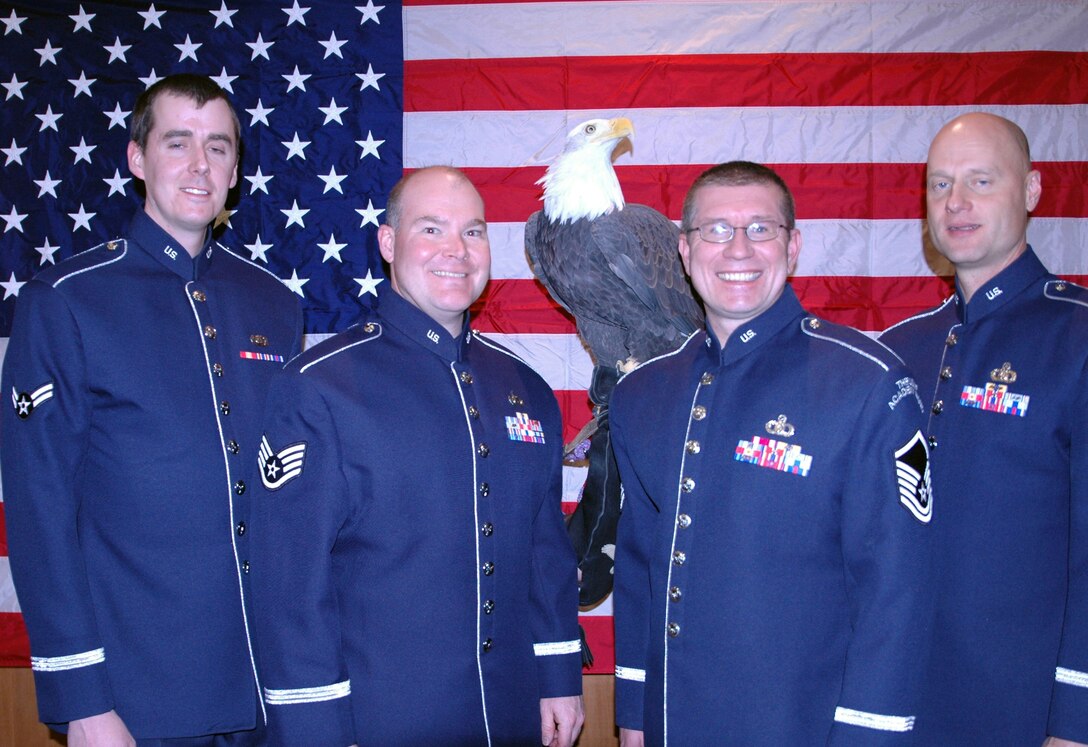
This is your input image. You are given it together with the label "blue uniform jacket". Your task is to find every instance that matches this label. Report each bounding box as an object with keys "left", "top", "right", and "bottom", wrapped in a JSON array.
[
  {"left": 0, "top": 211, "right": 303, "bottom": 737},
  {"left": 880, "top": 247, "right": 1088, "bottom": 744},
  {"left": 612, "top": 286, "right": 934, "bottom": 745},
  {"left": 249, "top": 289, "right": 582, "bottom": 747}
]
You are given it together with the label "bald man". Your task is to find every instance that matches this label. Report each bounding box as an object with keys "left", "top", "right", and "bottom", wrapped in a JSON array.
[{"left": 881, "top": 113, "right": 1088, "bottom": 746}]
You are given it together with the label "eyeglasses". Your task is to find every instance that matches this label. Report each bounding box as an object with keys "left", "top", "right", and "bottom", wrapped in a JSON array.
[{"left": 685, "top": 221, "right": 788, "bottom": 243}]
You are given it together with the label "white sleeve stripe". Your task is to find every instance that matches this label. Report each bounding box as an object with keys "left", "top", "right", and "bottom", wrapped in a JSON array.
[
  {"left": 533, "top": 639, "right": 581, "bottom": 656},
  {"left": 834, "top": 707, "right": 915, "bottom": 732},
  {"left": 1056, "top": 667, "right": 1088, "bottom": 688},
  {"left": 614, "top": 665, "right": 646, "bottom": 682},
  {"left": 30, "top": 647, "right": 105, "bottom": 672},
  {"left": 263, "top": 680, "right": 351, "bottom": 705}
]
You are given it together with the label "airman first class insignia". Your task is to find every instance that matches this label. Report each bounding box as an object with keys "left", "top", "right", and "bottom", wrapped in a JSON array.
[
  {"left": 734, "top": 414, "right": 812, "bottom": 477},
  {"left": 895, "top": 430, "right": 933, "bottom": 523},
  {"left": 258, "top": 435, "right": 306, "bottom": 490},
  {"left": 506, "top": 412, "right": 545, "bottom": 444},
  {"left": 11, "top": 383, "right": 53, "bottom": 419},
  {"left": 960, "top": 363, "right": 1028, "bottom": 417}
]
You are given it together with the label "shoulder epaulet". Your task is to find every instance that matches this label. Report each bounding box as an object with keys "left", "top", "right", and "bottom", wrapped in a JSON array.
[
  {"left": 48, "top": 238, "right": 127, "bottom": 288},
  {"left": 801, "top": 316, "right": 903, "bottom": 372},
  {"left": 880, "top": 294, "right": 956, "bottom": 335},
  {"left": 1044, "top": 279, "right": 1088, "bottom": 309},
  {"left": 617, "top": 330, "right": 702, "bottom": 385},
  {"left": 297, "top": 321, "right": 382, "bottom": 374}
]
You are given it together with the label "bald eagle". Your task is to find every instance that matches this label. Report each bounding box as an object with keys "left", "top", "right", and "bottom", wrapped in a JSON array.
[
  {"left": 525, "top": 117, "right": 702, "bottom": 374},
  {"left": 525, "top": 117, "right": 702, "bottom": 609}
]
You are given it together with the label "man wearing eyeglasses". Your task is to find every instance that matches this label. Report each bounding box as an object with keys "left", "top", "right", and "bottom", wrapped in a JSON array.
[{"left": 610, "top": 161, "right": 934, "bottom": 745}]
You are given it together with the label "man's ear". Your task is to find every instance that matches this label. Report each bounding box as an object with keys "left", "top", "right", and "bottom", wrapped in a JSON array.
[
  {"left": 127, "top": 141, "right": 144, "bottom": 180},
  {"left": 377, "top": 224, "right": 395, "bottom": 263}
]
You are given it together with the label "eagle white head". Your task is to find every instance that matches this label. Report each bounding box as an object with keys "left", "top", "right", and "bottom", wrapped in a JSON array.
[{"left": 538, "top": 117, "right": 633, "bottom": 224}]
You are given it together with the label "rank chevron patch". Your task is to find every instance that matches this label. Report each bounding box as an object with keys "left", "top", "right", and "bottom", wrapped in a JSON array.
[
  {"left": 11, "top": 382, "right": 54, "bottom": 420},
  {"left": 895, "top": 430, "right": 933, "bottom": 523},
  {"left": 258, "top": 435, "right": 306, "bottom": 490}
]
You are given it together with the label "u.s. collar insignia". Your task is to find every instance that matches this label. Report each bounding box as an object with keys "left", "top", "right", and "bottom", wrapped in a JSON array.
[
  {"left": 11, "top": 383, "right": 53, "bottom": 420},
  {"left": 764, "top": 414, "right": 795, "bottom": 437},
  {"left": 960, "top": 381, "right": 1029, "bottom": 417},
  {"left": 735, "top": 431, "right": 812, "bottom": 477},
  {"left": 990, "top": 362, "right": 1017, "bottom": 384},
  {"left": 506, "top": 412, "right": 545, "bottom": 444},
  {"left": 895, "top": 430, "right": 933, "bottom": 523},
  {"left": 258, "top": 435, "right": 306, "bottom": 490}
]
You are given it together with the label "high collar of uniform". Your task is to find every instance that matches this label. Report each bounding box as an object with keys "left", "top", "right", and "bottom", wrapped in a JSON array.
[
  {"left": 704, "top": 285, "right": 807, "bottom": 367},
  {"left": 954, "top": 246, "right": 1048, "bottom": 324},
  {"left": 376, "top": 287, "right": 470, "bottom": 362},
  {"left": 127, "top": 210, "right": 214, "bottom": 281}
]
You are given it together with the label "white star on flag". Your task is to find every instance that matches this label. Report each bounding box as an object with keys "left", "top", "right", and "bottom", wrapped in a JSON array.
[
  {"left": 282, "top": 133, "right": 311, "bottom": 160},
  {"left": 2, "top": 10, "right": 25, "bottom": 35},
  {"left": 283, "top": 66, "right": 311, "bottom": 93},
  {"left": 103, "top": 169, "right": 132, "bottom": 197},
  {"left": 68, "top": 71, "right": 95, "bottom": 98},
  {"left": 319, "top": 31, "right": 348, "bottom": 59},
  {"left": 354, "top": 268, "right": 383, "bottom": 297},
  {"left": 318, "top": 166, "right": 348, "bottom": 194},
  {"left": 33, "top": 172, "right": 61, "bottom": 199},
  {"left": 70, "top": 5, "right": 95, "bottom": 32},
  {"left": 68, "top": 204, "right": 95, "bottom": 232},
  {"left": 35, "top": 239, "right": 60, "bottom": 265},
  {"left": 104, "top": 103, "right": 130, "bottom": 130},
  {"left": 3, "top": 74, "right": 27, "bottom": 101},
  {"left": 0, "top": 272, "right": 24, "bottom": 300},
  {"left": 138, "top": 4, "right": 166, "bottom": 29},
  {"left": 283, "top": 268, "right": 309, "bottom": 297},
  {"left": 246, "top": 99, "right": 273, "bottom": 127},
  {"left": 355, "top": 64, "right": 384, "bottom": 92},
  {"left": 211, "top": 2, "right": 238, "bottom": 28},
  {"left": 245, "top": 167, "right": 274, "bottom": 195},
  {"left": 35, "top": 40, "right": 62, "bottom": 65},
  {"left": 175, "top": 34, "right": 201, "bottom": 62},
  {"left": 281, "top": 200, "right": 310, "bottom": 228},
  {"left": 245, "top": 234, "right": 273, "bottom": 262},
  {"left": 139, "top": 68, "right": 163, "bottom": 88},
  {"left": 355, "top": 199, "right": 384, "bottom": 227},
  {"left": 214, "top": 209, "right": 235, "bottom": 230},
  {"left": 356, "top": 1, "right": 383, "bottom": 24},
  {"left": 319, "top": 233, "right": 347, "bottom": 262},
  {"left": 246, "top": 33, "right": 274, "bottom": 60},
  {"left": 2, "top": 140, "right": 27, "bottom": 166},
  {"left": 104, "top": 37, "right": 131, "bottom": 63},
  {"left": 356, "top": 131, "right": 384, "bottom": 159},
  {"left": 211, "top": 67, "right": 238, "bottom": 94},
  {"left": 70, "top": 137, "right": 97, "bottom": 165},
  {"left": 35, "top": 105, "right": 63, "bottom": 132},
  {"left": 320, "top": 99, "right": 348, "bottom": 125},
  {"left": 283, "top": 1, "right": 311, "bottom": 26},
  {"left": 2, "top": 206, "right": 27, "bottom": 233}
]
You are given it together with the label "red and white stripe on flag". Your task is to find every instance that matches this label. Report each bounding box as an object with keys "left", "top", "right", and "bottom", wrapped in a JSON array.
[{"left": 1, "top": 0, "right": 1086, "bottom": 672}]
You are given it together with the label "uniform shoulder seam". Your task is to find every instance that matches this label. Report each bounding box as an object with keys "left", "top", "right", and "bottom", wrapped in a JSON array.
[
  {"left": 880, "top": 294, "right": 955, "bottom": 334},
  {"left": 802, "top": 318, "right": 890, "bottom": 372},
  {"left": 218, "top": 243, "right": 290, "bottom": 285},
  {"left": 617, "top": 330, "right": 701, "bottom": 385},
  {"left": 298, "top": 324, "right": 382, "bottom": 374},
  {"left": 51, "top": 238, "right": 127, "bottom": 287}
]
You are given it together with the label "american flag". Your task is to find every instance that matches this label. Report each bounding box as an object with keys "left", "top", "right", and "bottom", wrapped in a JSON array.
[{"left": 0, "top": 0, "right": 1086, "bottom": 676}]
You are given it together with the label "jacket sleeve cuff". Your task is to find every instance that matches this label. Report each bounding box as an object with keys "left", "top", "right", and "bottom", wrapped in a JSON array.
[
  {"left": 264, "top": 683, "right": 355, "bottom": 747},
  {"left": 534, "top": 642, "right": 583, "bottom": 698},
  {"left": 1048, "top": 667, "right": 1088, "bottom": 742},
  {"left": 614, "top": 669, "right": 645, "bottom": 730},
  {"left": 32, "top": 652, "right": 113, "bottom": 726}
]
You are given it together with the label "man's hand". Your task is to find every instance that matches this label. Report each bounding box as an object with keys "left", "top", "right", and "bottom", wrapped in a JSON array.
[
  {"left": 619, "top": 727, "right": 644, "bottom": 747},
  {"left": 1043, "top": 738, "right": 1088, "bottom": 747},
  {"left": 540, "top": 695, "right": 585, "bottom": 747},
  {"left": 67, "top": 710, "right": 135, "bottom": 747}
]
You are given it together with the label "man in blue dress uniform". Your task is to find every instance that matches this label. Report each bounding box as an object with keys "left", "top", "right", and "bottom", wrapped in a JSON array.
[
  {"left": 249, "top": 166, "right": 584, "bottom": 747},
  {"left": 611, "top": 161, "right": 934, "bottom": 745},
  {"left": 880, "top": 113, "right": 1088, "bottom": 746},
  {"left": 1, "top": 74, "right": 303, "bottom": 745}
]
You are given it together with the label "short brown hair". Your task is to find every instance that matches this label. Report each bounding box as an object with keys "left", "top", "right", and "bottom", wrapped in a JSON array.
[
  {"left": 681, "top": 161, "right": 796, "bottom": 232},
  {"left": 130, "top": 73, "right": 240, "bottom": 150}
]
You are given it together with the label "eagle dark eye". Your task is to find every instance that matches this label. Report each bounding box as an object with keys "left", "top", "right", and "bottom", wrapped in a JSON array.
[{"left": 584, "top": 124, "right": 596, "bottom": 134}]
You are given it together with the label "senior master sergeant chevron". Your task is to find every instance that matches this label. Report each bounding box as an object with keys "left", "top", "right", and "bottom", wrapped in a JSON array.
[
  {"left": 249, "top": 166, "right": 584, "bottom": 747},
  {"left": 611, "top": 161, "right": 934, "bottom": 745},
  {"left": 1, "top": 74, "right": 303, "bottom": 745}
]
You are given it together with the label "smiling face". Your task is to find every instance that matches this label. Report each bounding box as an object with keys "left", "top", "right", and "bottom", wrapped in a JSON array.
[
  {"left": 127, "top": 93, "right": 239, "bottom": 257},
  {"left": 378, "top": 169, "right": 490, "bottom": 336},
  {"left": 925, "top": 113, "right": 1041, "bottom": 300},
  {"left": 679, "top": 181, "right": 800, "bottom": 343}
]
